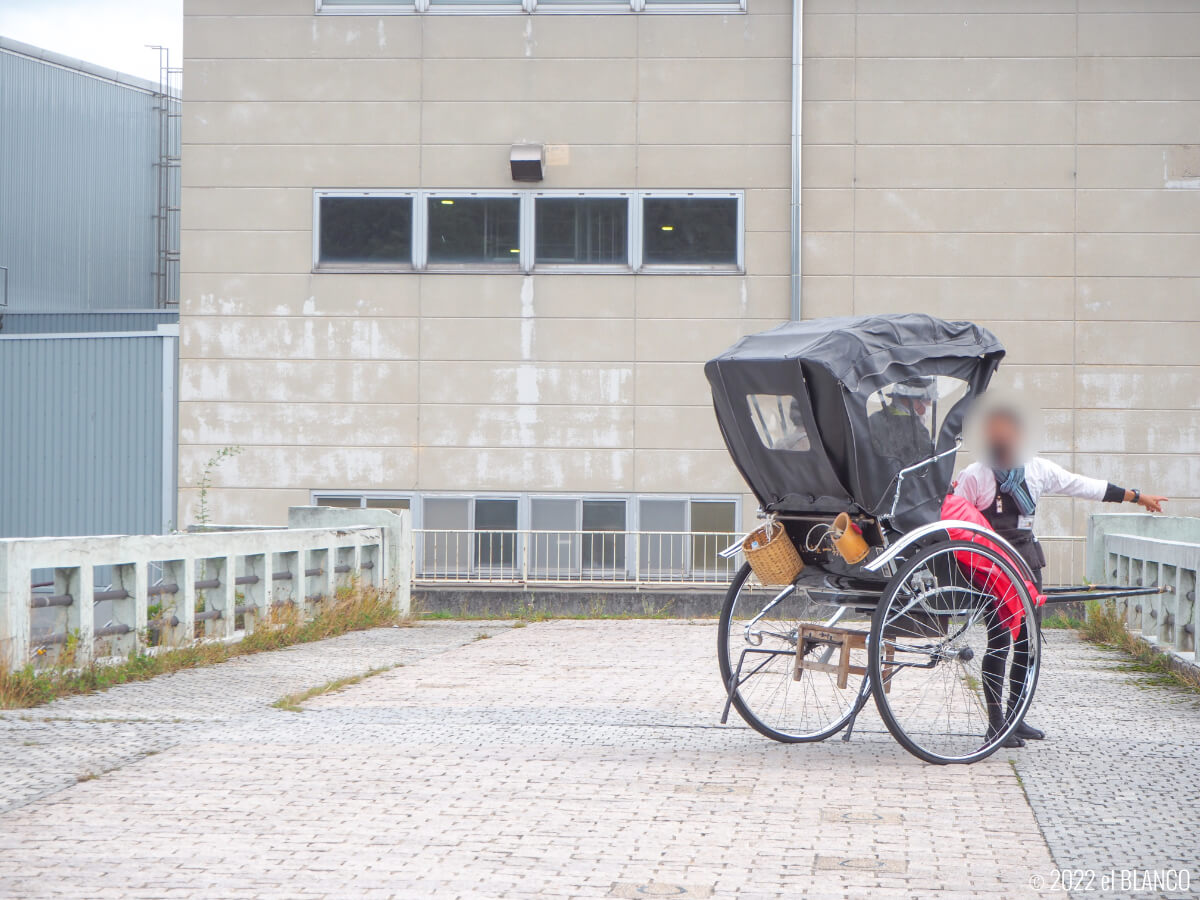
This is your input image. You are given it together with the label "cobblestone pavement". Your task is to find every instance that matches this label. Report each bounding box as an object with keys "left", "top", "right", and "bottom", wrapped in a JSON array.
[
  {"left": 1012, "top": 631, "right": 1200, "bottom": 900},
  {"left": 0, "top": 621, "right": 1193, "bottom": 898}
]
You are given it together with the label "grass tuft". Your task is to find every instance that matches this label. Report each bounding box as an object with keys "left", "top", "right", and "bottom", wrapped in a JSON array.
[
  {"left": 1077, "top": 601, "right": 1200, "bottom": 695},
  {"left": 1, "top": 582, "right": 400, "bottom": 710},
  {"left": 1042, "top": 612, "right": 1085, "bottom": 630},
  {"left": 272, "top": 663, "right": 399, "bottom": 713}
]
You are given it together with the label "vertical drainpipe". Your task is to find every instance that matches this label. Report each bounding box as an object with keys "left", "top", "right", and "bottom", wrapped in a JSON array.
[{"left": 789, "top": 0, "right": 803, "bottom": 320}]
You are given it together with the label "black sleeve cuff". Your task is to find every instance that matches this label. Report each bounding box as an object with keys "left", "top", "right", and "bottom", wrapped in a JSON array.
[{"left": 1103, "top": 483, "right": 1126, "bottom": 503}]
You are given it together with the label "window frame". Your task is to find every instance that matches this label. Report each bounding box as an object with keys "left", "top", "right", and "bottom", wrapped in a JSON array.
[
  {"left": 631, "top": 493, "right": 739, "bottom": 532},
  {"left": 638, "top": 190, "right": 744, "bottom": 273},
  {"left": 310, "top": 490, "right": 739, "bottom": 533},
  {"left": 311, "top": 490, "right": 740, "bottom": 578},
  {"left": 311, "top": 491, "right": 415, "bottom": 512},
  {"left": 312, "top": 190, "right": 418, "bottom": 273},
  {"left": 315, "top": 0, "right": 746, "bottom": 14},
  {"left": 422, "top": 189, "right": 526, "bottom": 272},
  {"left": 313, "top": 189, "right": 744, "bottom": 275},
  {"left": 634, "top": 493, "right": 739, "bottom": 577},
  {"left": 530, "top": 189, "right": 635, "bottom": 273}
]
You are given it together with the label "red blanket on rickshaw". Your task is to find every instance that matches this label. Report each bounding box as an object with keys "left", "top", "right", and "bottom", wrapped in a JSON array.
[{"left": 941, "top": 495, "right": 1046, "bottom": 639}]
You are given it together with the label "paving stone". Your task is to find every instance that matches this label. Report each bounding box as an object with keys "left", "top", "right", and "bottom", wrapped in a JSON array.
[
  {"left": 0, "top": 621, "right": 1194, "bottom": 897},
  {"left": 1010, "top": 631, "right": 1200, "bottom": 900}
]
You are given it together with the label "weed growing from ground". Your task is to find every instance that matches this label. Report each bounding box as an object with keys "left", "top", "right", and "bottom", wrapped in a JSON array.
[
  {"left": 1, "top": 583, "right": 400, "bottom": 709},
  {"left": 1076, "top": 601, "right": 1200, "bottom": 695},
  {"left": 272, "top": 663, "right": 400, "bottom": 712},
  {"left": 1042, "top": 612, "right": 1084, "bottom": 630}
]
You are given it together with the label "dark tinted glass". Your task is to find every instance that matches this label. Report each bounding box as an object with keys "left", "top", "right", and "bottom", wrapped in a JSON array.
[
  {"left": 318, "top": 196, "right": 412, "bottom": 264},
  {"left": 474, "top": 498, "right": 518, "bottom": 531},
  {"left": 642, "top": 197, "right": 737, "bottom": 265},
  {"left": 581, "top": 499, "right": 626, "bottom": 570},
  {"left": 474, "top": 498, "right": 518, "bottom": 570},
  {"left": 535, "top": 198, "right": 628, "bottom": 265},
  {"left": 427, "top": 197, "right": 520, "bottom": 264}
]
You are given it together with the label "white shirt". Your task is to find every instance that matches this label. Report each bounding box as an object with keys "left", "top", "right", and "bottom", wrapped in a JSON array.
[{"left": 955, "top": 457, "right": 1109, "bottom": 514}]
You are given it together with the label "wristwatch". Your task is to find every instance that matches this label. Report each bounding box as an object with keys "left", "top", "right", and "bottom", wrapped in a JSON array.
[{"left": 1131, "top": 489, "right": 1141, "bottom": 504}]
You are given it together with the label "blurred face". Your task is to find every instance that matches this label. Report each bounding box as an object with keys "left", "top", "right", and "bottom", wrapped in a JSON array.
[{"left": 984, "top": 412, "right": 1024, "bottom": 469}]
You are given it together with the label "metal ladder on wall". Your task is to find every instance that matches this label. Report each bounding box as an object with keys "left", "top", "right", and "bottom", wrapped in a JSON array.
[{"left": 150, "top": 45, "right": 181, "bottom": 309}]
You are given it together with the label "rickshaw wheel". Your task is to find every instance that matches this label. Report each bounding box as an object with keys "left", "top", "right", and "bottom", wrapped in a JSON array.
[
  {"left": 719, "top": 562, "right": 870, "bottom": 743},
  {"left": 868, "top": 540, "right": 1040, "bottom": 765}
]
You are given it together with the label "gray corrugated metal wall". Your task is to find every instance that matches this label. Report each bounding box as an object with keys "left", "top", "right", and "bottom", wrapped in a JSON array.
[
  {"left": 0, "top": 310, "right": 178, "bottom": 334},
  {"left": 0, "top": 333, "right": 176, "bottom": 537},
  {"left": 0, "top": 44, "right": 164, "bottom": 311}
]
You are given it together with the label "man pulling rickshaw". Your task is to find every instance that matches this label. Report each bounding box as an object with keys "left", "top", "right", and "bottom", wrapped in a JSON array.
[{"left": 953, "top": 404, "right": 1168, "bottom": 747}]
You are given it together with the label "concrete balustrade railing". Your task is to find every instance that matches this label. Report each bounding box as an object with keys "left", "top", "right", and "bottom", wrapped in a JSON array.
[
  {"left": 0, "top": 507, "right": 411, "bottom": 672},
  {"left": 1087, "top": 514, "right": 1200, "bottom": 665}
]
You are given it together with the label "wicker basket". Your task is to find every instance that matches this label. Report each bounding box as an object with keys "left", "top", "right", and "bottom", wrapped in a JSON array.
[{"left": 743, "top": 520, "right": 804, "bottom": 586}]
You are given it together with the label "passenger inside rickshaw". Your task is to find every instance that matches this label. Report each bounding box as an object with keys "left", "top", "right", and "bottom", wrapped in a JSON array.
[{"left": 867, "top": 375, "right": 971, "bottom": 480}]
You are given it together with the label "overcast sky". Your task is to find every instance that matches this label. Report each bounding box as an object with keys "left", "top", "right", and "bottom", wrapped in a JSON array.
[{"left": 0, "top": 0, "right": 182, "bottom": 82}]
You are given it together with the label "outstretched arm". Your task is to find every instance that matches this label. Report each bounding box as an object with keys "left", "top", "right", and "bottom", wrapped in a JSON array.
[{"left": 1036, "top": 459, "right": 1169, "bottom": 513}]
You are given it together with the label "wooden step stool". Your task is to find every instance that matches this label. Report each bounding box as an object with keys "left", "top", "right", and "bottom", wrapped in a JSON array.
[{"left": 793, "top": 624, "right": 894, "bottom": 690}]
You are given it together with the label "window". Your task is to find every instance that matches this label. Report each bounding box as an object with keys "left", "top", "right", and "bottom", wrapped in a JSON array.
[
  {"left": 317, "top": 196, "right": 412, "bottom": 267},
  {"left": 529, "top": 496, "right": 629, "bottom": 574},
  {"left": 366, "top": 497, "right": 411, "bottom": 513},
  {"left": 427, "top": 196, "right": 520, "bottom": 265},
  {"left": 637, "top": 498, "right": 736, "bottom": 577},
  {"left": 535, "top": 197, "right": 628, "bottom": 266},
  {"left": 638, "top": 499, "right": 686, "bottom": 577},
  {"left": 642, "top": 196, "right": 738, "bottom": 266},
  {"left": 474, "top": 498, "right": 518, "bottom": 570},
  {"left": 419, "top": 496, "right": 520, "bottom": 574},
  {"left": 582, "top": 499, "right": 626, "bottom": 571},
  {"left": 313, "top": 496, "right": 364, "bottom": 509},
  {"left": 314, "top": 189, "right": 742, "bottom": 273},
  {"left": 422, "top": 498, "right": 471, "bottom": 574},
  {"left": 865, "top": 375, "right": 970, "bottom": 472},
  {"left": 530, "top": 498, "right": 578, "bottom": 576},
  {"left": 747, "top": 394, "right": 811, "bottom": 452},
  {"left": 315, "top": 490, "right": 738, "bottom": 580},
  {"left": 689, "top": 500, "right": 736, "bottom": 573},
  {"left": 317, "top": 0, "right": 745, "bottom": 13},
  {"left": 314, "top": 494, "right": 411, "bottom": 511}
]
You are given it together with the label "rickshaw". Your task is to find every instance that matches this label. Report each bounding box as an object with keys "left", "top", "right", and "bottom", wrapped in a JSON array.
[{"left": 705, "top": 314, "right": 1160, "bottom": 765}]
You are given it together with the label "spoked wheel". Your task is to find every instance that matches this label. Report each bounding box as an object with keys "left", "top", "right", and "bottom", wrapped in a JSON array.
[
  {"left": 719, "top": 562, "right": 870, "bottom": 743},
  {"left": 868, "top": 539, "right": 1040, "bottom": 765}
]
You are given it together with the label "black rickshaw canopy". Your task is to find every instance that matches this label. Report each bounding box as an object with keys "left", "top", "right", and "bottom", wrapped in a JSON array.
[{"left": 705, "top": 314, "right": 1005, "bottom": 530}]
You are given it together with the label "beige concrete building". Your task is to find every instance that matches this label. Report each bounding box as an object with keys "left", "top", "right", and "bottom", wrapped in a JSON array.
[{"left": 181, "top": 0, "right": 1200, "bottom": 550}]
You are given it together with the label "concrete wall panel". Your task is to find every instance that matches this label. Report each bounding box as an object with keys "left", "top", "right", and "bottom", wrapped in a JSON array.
[{"left": 181, "top": 1, "right": 1200, "bottom": 530}]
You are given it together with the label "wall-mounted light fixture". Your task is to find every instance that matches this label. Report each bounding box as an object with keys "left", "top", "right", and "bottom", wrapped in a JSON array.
[{"left": 510, "top": 144, "right": 545, "bottom": 182}]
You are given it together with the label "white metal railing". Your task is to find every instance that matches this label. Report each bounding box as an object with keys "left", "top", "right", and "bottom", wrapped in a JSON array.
[
  {"left": 1101, "top": 530, "right": 1199, "bottom": 662},
  {"left": 413, "top": 529, "right": 1089, "bottom": 589},
  {"left": 0, "top": 510, "right": 412, "bottom": 672},
  {"left": 414, "top": 529, "right": 741, "bottom": 586},
  {"left": 1040, "top": 535, "right": 1086, "bottom": 587}
]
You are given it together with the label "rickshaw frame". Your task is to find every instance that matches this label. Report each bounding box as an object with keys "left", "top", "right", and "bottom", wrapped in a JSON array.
[{"left": 706, "top": 314, "right": 1164, "bottom": 764}]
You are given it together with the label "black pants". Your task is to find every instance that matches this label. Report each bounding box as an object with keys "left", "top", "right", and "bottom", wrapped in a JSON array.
[{"left": 982, "top": 567, "right": 1042, "bottom": 718}]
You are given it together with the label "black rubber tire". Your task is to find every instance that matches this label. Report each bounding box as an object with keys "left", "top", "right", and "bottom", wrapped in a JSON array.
[
  {"left": 718, "top": 562, "right": 868, "bottom": 743},
  {"left": 868, "top": 539, "right": 1041, "bottom": 765}
]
